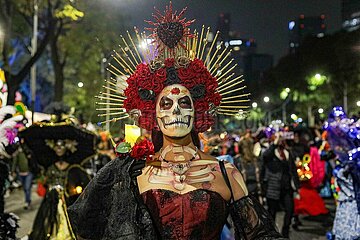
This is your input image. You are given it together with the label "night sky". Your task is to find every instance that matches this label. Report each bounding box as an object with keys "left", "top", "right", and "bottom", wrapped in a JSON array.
[{"left": 105, "top": 0, "right": 342, "bottom": 62}]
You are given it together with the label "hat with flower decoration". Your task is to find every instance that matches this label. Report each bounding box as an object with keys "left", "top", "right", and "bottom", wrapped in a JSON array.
[{"left": 96, "top": 2, "right": 250, "bottom": 132}]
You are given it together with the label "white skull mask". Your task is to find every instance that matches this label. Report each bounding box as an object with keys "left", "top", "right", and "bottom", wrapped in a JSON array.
[{"left": 156, "top": 84, "right": 194, "bottom": 137}]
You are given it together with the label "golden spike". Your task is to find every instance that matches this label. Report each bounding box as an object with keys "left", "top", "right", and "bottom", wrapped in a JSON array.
[
  {"left": 135, "top": 27, "right": 147, "bottom": 62},
  {"left": 190, "top": 32, "right": 198, "bottom": 59},
  {"left": 123, "top": 31, "right": 141, "bottom": 65},
  {"left": 204, "top": 31, "right": 219, "bottom": 66},
  {"left": 113, "top": 50, "right": 134, "bottom": 74},
  {"left": 107, "top": 68, "right": 120, "bottom": 77},
  {"left": 196, "top": 25, "right": 205, "bottom": 58},
  {"left": 218, "top": 79, "right": 245, "bottom": 93},
  {"left": 212, "top": 51, "right": 232, "bottom": 76},
  {"left": 221, "top": 93, "right": 251, "bottom": 101},
  {"left": 119, "top": 45, "right": 137, "bottom": 70},
  {"left": 218, "top": 75, "right": 243, "bottom": 89},
  {"left": 221, "top": 86, "right": 247, "bottom": 96},
  {"left": 108, "top": 62, "right": 127, "bottom": 76},
  {"left": 127, "top": 30, "right": 143, "bottom": 63},
  {"left": 220, "top": 99, "right": 250, "bottom": 104},
  {"left": 219, "top": 73, "right": 235, "bottom": 85},
  {"left": 209, "top": 47, "right": 229, "bottom": 74},
  {"left": 200, "top": 27, "right": 210, "bottom": 60},
  {"left": 217, "top": 108, "right": 245, "bottom": 113},
  {"left": 102, "top": 85, "right": 122, "bottom": 95},
  {"left": 95, "top": 96, "right": 124, "bottom": 102},
  {"left": 104, "top": 79, "right": 120, "bottom": 89},
  {"left": 215, "top": 59, "right": 234, "bottom": 77},
  {"left": 218, "top": 105, "right": 250, "bottom": 109},
  {"left": 207, "top": 41, "right": 223, "bottom": 70},
  {"left": 110, "top": 76, "right": 128, "bottom": 88},
  {"left": 112, "top": 51, "right": 130, "bottom": 74},
  {"left": 217, "top": 111, "right": 249, "bottom": 116},
  {"left": 96, "top": 102, "right": 124, "bottom": 106},
  {"left": 98, "top": 115, "right": 129, "bottom": 124},
  {"left": 217, "top": 64, "right": 238, "bottom": 82},
  {"left": 100, "top": 92, "right": 125, "bottom": 99},
  {"left": 96, "top": 107, "right": 125, "bottom": 111},
  {"left": 120, "top": 34, "right": 139, "bottom": 65},
  {"left": 98, "top": 112, "right": 127, "bottom": 117},
  {"left": 141, "top": 31, "right": 151, "bottom": 63}
]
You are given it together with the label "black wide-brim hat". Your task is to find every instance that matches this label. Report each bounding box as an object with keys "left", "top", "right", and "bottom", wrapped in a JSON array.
[{"left": 19, "top": 121, "right": 97, "bottom": 168}]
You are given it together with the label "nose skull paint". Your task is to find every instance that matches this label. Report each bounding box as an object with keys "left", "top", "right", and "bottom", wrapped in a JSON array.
[{"left": 156, "top": 84, "right": 194, "bottom": 137}]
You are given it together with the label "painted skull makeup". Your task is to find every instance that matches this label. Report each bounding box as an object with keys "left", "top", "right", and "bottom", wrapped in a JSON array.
[{"left": 156, "top": 84, "right": 194, "bottom": 137}]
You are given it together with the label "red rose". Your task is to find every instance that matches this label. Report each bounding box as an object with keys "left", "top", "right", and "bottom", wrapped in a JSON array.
[
  {"left": 138, "top": 112, "right": 156, "bottom": 131},
  {"left": 211, "top": 92, "right": 222, "bottom": 106},
  {"left": 177, "top": 67, "right": 195, "bottom": 81},
  {"left": 154, "top": 67, "right": 166, "bottom": 81},
  {"left": 142, "top": 100, "right": 155, "bottom": 110},
  {"left": 195, "top": 113, "right": 215, "bottom": 132},
  {"left": 130, "top": 138, "right": 155, "bottom": 162},
  {"left": 194, "top": 100, "right": 209, "bottom": 113},
  {"left": 190, "top": 59, "right": 206, "bottom": 73}
]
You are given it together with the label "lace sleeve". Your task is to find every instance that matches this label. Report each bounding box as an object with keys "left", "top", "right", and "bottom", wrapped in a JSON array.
[
  {"left": 68, "top": 156, "right": 133, "bottom": 239},
  {"left": 229, "top": 195, "right": 284, "bottom": 240},
  {"left": 68, "top": 155, "right": 158, "bottom": 240}
]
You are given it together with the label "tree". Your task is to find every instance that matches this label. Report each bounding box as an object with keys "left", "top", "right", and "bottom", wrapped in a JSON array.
[
  {"left": 0, "top": 0, "right": 84, "bottom": 105},
  {"left": 61, "top": 1, "right": 128, "bottom": 123}
]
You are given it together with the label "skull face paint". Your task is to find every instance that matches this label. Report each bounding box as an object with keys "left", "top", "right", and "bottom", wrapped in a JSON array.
[{"left": 156, "top": 84, "right": 194, "bottom": 137}]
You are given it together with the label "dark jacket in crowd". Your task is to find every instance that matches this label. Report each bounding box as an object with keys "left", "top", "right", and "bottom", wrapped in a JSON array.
[{"left": 261, "top": 144, "right": 300, "bottom": 200}]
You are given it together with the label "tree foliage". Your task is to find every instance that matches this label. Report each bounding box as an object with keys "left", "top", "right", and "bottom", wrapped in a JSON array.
[{"left": 264, "top": 28, "right": 360, "bottom": 120}]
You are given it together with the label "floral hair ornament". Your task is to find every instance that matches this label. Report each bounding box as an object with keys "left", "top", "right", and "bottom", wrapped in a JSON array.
[
  {"left": 96, "top": 2, "right": 250, "bottom": 132},
  {"left": 115, "top": 137, "right": 154, "bottom": 162}
]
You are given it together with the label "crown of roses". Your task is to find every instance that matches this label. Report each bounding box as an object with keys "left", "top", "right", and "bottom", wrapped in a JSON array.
[{"left": 96, "top": 3, "right": 250, "bottom": 132}]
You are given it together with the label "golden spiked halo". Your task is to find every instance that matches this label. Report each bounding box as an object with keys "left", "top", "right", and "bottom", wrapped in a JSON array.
[{"left": 96, "top": 2, "right": 250, "bottom": 126}]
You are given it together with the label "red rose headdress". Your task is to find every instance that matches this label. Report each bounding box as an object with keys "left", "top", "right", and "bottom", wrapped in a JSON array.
[{"left": 96, "top": 2, "right": 250, "bottom": 132}]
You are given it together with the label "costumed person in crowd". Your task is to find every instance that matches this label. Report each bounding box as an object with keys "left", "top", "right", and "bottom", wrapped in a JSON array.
[
  {"left": 290, "top": 130, "right": 328, "bottom": 229},
  {"left": 238, "top": 129, "right": 262, "bottom": 201},
  {"left": 293, "top": 150, "right": 328, "bottom": 230},
  {"left": 325, "top": 107, "right": 360, "bottom": 240},
  {"left": 68, "top": 3, "right": 283, "bottom": 240},
  {"left": 0, "top": 106, "right": 23, "bottom": 239},
  {"left": 261, "top": 131, "right": 301, "bottom": 238},
  {"left": 19, "top": 119, "right": 96, "bottom": 240}
]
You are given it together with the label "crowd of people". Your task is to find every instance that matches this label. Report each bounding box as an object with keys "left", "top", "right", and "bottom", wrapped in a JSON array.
[{"left": 2, "top": 106, "right": 358, "bottom": 239}]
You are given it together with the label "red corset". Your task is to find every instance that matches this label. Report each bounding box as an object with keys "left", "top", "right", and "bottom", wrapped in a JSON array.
[{"left": 142, "top": 189, "right": 229, "bottom": 240}]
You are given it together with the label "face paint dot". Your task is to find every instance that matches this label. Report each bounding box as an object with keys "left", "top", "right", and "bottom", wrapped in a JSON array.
[{"left": 171, "top": 87, "right": 180, "bottom": 95}]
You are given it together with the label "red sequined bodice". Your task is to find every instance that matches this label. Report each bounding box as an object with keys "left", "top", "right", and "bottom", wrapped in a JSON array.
[{"left": 142, "top": 189, "right": 229, "bottom": 240}]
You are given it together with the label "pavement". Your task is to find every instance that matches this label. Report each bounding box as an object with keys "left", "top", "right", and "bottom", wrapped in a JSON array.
[{"left": 5, "top": 186, "right": 335, "bottom": 240}]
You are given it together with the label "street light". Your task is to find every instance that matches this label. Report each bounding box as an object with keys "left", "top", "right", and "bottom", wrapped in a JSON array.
[
  {"left": 78, "top": 82, "right": 84, "bottom": 88},
  {"left": 285, "top": 87, "right": 290, "bottom": 93},
  {"left": 357, "top": 101, "right": 360, "bottom": 107},
  {"left": 263, "top": 96, "right": 270, "bottom": 103},
  {"left": 252, "top": 102, "right": 258, "bottom": 108},
  {"left": 318, "top": 108, "right": 324, "bottom": 114}
]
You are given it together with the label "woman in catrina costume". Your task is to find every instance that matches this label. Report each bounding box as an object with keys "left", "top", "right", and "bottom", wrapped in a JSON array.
[
  {"left": 69, "top": 3, "right": 283, "bottom": 240},
  {"left": 19, "top": 120, "right": 95, "bottom": 240}
]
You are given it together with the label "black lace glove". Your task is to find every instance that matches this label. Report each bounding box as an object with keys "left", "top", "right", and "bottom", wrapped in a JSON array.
[
  {"left": 230, "top": 195, "right": 285, "bottom": 240},
  {"left": 129, "top": 159, "right": 146, "bottom": 179}
]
